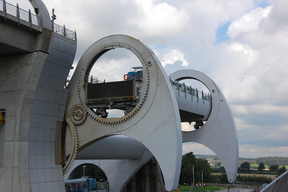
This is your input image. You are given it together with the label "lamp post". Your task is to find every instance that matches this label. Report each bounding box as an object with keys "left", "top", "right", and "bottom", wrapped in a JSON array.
[
  {"left": 191, "top": 165, "right": 195, "bottom": 192},
  {"left": 193, "top": 165, "right": 195, "bottom": 187},
  {"left": 83, "top": 165, "right": 86, "bottom": 177},
  {"left": 201, "top": 171, "right": 203, "bottom": 187}
]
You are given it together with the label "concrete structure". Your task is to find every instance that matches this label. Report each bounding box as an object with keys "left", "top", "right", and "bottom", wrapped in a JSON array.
[
  {"left": 0, "top": 0, "right": 77, "bottom": 191},
  {"left": 1, "top": 0, "right": 239, "bottom": 191}
]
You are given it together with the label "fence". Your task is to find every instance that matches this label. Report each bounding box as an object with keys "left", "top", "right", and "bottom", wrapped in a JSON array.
[
  {"left": 0, "top": 0, "right": 40, "bottom": 25},
  {"left": 1, "top": 0, "right": 76, "bottom": 41},
  {"left": 53, "top": 23, "right": 77, "bottom": 41},
  {"left": 170, "top": 79, "right": 211, "bottom": 101}
]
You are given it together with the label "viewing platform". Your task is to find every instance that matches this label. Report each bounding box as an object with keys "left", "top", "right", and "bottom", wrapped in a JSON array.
[{"left": 0, "top": 0, "right": 76, "bottom": 56}]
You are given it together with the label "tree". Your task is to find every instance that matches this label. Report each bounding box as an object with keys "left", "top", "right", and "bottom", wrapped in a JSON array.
[
  {"left": 215, "top": 163, "right": 221, "bottom": 168},
  {"left": 196, "top": 158, "right": 213, "bottom": 183},
  {"left": 277, "top": 166, "right": 287, "bottom": 176},
  {"left": 240, "top": 161, "right": 250, "bottom": 170},
  {"left": 179, "top": 152, "right": 212, "bottom": 185},
  {"left": 258, "top": 162, "right": 265, "bottom": 171},
  {"left": 180, "top": 152, "right": 197, "bottom": 185},
  {"left": 256, "top": 157, "right": 288, "bottom": 167},
  {"left": 269, "top": 165, "right": 279, "bottom": 172},
  {"left": 219, "top": 167, "right": 225, "bottom": 172}
]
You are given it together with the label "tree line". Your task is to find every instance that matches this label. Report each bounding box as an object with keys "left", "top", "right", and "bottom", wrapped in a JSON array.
[
  {"left": 239, "top": 161, "right": 287, "bottom": 176},
  {"left": 256, "top": 157, "right": 288, "bottom": 167},
  {"left": 179, "top": 153, "right": 284, "bottom": 185}
]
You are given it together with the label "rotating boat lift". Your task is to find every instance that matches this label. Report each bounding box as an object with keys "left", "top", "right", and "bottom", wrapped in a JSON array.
[{"left": 62, "top": 35, "right": 238, "bottom": 191}]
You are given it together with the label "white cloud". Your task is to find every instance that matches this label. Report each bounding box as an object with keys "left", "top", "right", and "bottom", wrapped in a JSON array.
[
  {"left": 9, "top": 0, "right": 288, "bottom": 158},
  {"left": 240, "top": 144, "right": 288, "bottom": 158},
  {"left": 260, "top": 0, "right": 288, "bottom": 33},
  {"left": 160, "top": 49, "right": 189, "bottom": 67},
  {"left": 127, "top": 0, "right": 190, "bottom": 38},
  {"left": 213, "top": 0, "right": 288, "bottom": 108},
  {"left": 89, "top": 48, "right": 142, "bottom": 82},
  {"left": 180, "top": 0, "right": 288, "bottom": 159},
  {"left": 227, "top": 6, "right": 272, "bottom": 38}
]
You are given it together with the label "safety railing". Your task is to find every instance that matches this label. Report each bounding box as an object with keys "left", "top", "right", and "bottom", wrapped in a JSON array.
[
  {"left": 0, "top": 0, "right": 41, "bottom": 26},
  {"left": 170, "top": 79, "right": 211, "bottom": 101},
  {"left": 53, "top": 23, "right": 77, "bottom": 41},
  {"left": 1, "top": 0, "right": 77, "bottom": 41},
  {"left": 88, "top": 76, "right": 105, "bottom": 84}
]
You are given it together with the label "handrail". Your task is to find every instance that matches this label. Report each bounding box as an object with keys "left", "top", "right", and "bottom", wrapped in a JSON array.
[
  {"left": 0, "top": 0, "right": 41, "bottom": 26},
  {"left": 170, "top": 79, "right": 211, "bottom": 101},
  {"left": 88, "top": 76, "right": 105, "bottom": 84},
  {"left": 1, "top": 0, "right": 76, "bottom": 41},
  {"left": 87, "top": 76, "right": 211, "bottom": 101},
  {"left": 53, "top": 23, "right": 77, "bottom": 41}
]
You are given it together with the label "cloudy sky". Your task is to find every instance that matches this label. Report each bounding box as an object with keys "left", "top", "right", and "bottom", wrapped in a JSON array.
[{"left": 12, "top": 0, "right": 288, "bottom": 158}]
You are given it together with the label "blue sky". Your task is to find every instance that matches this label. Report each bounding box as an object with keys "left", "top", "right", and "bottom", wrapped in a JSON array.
[
  {"left": 11, "top": 0, "right": 288, "bottom": 158},
  {"left": 214, "top": 22, "right": 231, "bottom": 44}
]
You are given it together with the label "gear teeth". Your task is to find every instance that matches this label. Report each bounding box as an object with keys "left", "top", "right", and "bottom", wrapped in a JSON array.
[
  {"left": 63, "top": 115, "right": 79, "bottom": 175},
  {"left": 76, "top": 41, "right": 150, "bottom": 125}
]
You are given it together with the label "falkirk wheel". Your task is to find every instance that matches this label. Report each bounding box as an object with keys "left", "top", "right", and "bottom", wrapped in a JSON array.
[
  {"left": 0, "top": 0, "right": 238, "bottom": 190},
  {"left": 63, "top": 35, "right": 239, "bottom": 191}
]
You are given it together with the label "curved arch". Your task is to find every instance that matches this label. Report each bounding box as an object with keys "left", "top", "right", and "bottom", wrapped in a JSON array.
[
  {"left": 76, "top": 135, "right": 146, "bottom": 160},
  {"left": 65, "top": 150, "right": 153, "bottom": 192},
  {"left": 170, "top": 69, "right": 239, "bottom": 183},
  {"left": 68, "top": 163, "right": 107, "bottom": 180},
  {"left": 65, "top": 35, "right": 182, "bottom": 190},
  {"left": 28, "top": 0, "right": 51, "bottom": 29}
]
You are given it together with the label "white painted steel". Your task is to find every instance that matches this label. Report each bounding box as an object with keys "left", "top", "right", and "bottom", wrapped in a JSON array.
[
  {"left": 65, "top": 151, "right": 154, "bottom": 192},
  {"left": 170, "top": 69, "right": 239, "bottom": 183},
  {"left": 76, "top": 136, "right": 145, "bottom": 160},
  {"left": 65, "top": 35, "right": 182, "bottom": 191},
  {"left": 172, "top": 81, "right": 211, "bottom": 121},
  {"left": 64, "top": 35, "right": 238, "bottom": 190},
  {"left": 66, "top": 68, "right": 239, "bottom": 190}
]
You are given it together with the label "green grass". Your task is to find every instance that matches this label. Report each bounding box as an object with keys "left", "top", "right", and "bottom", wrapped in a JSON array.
[
  {"left": 169, "top": 185, "right": 225, "bottom": 192},
  {"left": 250, "top": 164, "right": 259, "bottom": 169}
]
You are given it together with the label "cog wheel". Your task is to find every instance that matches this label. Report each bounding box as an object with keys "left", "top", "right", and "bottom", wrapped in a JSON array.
[
  {"left": 68, "top": 104, "right": 87, "bottom": 125},
  {"left": 63, "top": 115, "right": 79, "bottom": 175}
]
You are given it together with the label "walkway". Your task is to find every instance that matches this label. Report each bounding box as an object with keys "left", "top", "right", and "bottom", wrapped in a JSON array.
[{"left": 216, "top": 188, "right": 256, "bottom": 192}]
